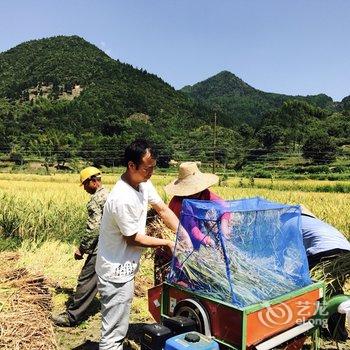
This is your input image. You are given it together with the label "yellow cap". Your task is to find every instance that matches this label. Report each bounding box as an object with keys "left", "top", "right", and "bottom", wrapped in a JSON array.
[{"left": 80, "top": 167, "right": 101, "bottom": 185}]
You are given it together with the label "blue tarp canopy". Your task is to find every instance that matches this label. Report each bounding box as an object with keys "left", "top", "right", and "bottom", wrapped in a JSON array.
[{"left": 168, "top": 197, "right": 312, "bottom": 307}]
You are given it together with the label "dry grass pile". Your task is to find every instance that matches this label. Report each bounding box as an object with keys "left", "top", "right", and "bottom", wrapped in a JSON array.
[{"left": 0, "top": 252, "right": 56, "bottom": 350}]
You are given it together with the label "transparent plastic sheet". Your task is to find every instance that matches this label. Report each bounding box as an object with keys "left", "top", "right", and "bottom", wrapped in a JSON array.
[{"left": 167, "top": 197, "right": 312, "bottom": 307}]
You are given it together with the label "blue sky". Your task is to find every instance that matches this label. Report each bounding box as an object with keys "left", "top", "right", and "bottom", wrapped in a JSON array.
[{"left": 1, "top": 0, "right": 349, "bottom": 101}]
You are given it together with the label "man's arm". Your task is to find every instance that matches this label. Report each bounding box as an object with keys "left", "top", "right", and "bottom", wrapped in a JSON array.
[
  {"left": 125, "top": 233, "right": 175, "bottom": 252},
  {"left": 152, "top": 201, "right": 179, "bottom": 232},
  {"left": 124, "top": 202, "right": 178, "bottom": 252}
]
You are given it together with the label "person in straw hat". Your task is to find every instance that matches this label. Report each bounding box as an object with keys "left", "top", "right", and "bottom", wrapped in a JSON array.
[
  {"left": 164, "top": 162, "right": 221, "bottom": 218},
  {"left": 153, "top": 162, "right": 230, "bottom": 285}
]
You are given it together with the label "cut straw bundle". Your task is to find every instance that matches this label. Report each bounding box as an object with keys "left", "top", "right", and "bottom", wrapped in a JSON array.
[
  {"left": 176, "top": 241, "right": 304, "bottom": 306},
  {"left": 0, "top": 252, "right": 56, "bottom": 350},
  {"left": 146, "top": 215, "right": 174, "bottom": 241},
  {"left": 145, "top": 214, "right": 174, "bottom": 260}
]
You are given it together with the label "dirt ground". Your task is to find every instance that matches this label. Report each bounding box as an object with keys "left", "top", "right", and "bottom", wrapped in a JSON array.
[{"left": 1, "top": 251, "right": 349, "bottom": 350}]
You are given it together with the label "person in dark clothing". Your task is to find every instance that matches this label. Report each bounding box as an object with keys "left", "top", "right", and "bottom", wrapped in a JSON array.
[{"left": 52, "top": 167, "right": 109, "bottom": 327}]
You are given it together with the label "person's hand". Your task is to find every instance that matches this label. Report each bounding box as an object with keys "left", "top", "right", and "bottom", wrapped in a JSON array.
[
  {"left": 165, "top": 240, "right": 176, "bottom": 254},
  {"left": 221, "top": 215, "right": 233, "bottom": 240},
  {"left": 74, "top": 248, "right": 84, "bottom": 260},
  {"left": 203, "top": 236, "right": 215, "bottom": 247},
  {"left": 177, "top": 225, "right": 193, "bottom": 249}
]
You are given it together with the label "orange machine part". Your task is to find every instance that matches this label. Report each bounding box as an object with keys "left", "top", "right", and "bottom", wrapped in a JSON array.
[
  {"left": 149, "top": 284, "right": 319, "bottom": 349},
  {"left": 246, "top": 289, "right": 320, "bottom": 346}
]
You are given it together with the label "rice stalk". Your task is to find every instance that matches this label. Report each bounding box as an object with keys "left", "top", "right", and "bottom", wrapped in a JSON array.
[
  {"left": 175, "top": 241, "right": 306, "bottom": 307},
  {"left": 145, "top": 215, "right": 175, "bottom": 260}
]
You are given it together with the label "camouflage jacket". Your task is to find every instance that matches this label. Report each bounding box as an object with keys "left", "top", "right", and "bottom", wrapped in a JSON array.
[{"left": 79, "top": 186, "right": 109, "bottom": 255}]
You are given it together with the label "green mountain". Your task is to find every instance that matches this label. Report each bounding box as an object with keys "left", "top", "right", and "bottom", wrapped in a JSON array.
[
  {"left": 0, "top": 36, "right": 348, "bottom": 172},
  {"left": 340, "top": 95, "right": 350, "bottom": 111},
  {"left": 0, "top": 35, "right": 208, "bottom": 132},
  {"left": 181, "top": 71, "right": 335, "bottom": 127},
  {"left": 0, "top": 36, "right": 216, "bottom": 165}
]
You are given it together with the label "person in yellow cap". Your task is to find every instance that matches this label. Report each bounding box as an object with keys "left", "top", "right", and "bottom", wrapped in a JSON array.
[{"left": 52, "top": 166, "right": 109, "bottom": 327}]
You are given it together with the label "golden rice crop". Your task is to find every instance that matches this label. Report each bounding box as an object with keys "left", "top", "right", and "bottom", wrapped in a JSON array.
[
  {"left": 212, "top": 186, "right": 349, "bottom": 236},
  {"left": 0, "top": 173, "right": 348, "bottom": 246}
]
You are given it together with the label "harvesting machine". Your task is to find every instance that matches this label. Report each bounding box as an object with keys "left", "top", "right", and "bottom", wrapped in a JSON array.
[{"left": 146, "top": 197, "right": 350, "bottom": 350}]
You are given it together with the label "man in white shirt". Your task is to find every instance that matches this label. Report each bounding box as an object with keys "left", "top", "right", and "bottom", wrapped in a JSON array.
[{"left": 96, "top": 139, "right": 179, "bottom": 350}]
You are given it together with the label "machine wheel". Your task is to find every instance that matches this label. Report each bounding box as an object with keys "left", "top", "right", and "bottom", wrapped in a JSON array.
[{"left": 173, "top": 299, "right": 211, "bottom": 336}]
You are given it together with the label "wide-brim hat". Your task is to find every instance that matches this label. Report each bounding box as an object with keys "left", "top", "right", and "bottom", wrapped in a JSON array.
[
  {"left": 164, "top": 162, "right": 219, "bottom": 197},
  {"left": 300, "top": 205, "right": 316, "bottom": 219}
]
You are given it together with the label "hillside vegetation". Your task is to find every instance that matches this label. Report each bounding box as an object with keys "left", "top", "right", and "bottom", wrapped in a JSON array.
[
  {"left": 181, "top": 70, "right": 336, "bottom": 127},
  {"left": 0, "top": 36, "right": 349, "bottom": 178}
]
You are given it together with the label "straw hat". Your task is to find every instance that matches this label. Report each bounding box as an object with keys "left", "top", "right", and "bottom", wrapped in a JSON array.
[
  {"left": 164, "top": 162, "right": 219, "bottom": 197},
  {"left": 300, "top": 205, "right": 316, "bottom": 218}
]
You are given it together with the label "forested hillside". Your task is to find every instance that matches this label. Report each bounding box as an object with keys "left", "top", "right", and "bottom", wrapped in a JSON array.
[
  {"left": 0, "top": 35, "right": 213, "bottom": 166},
  {"left": 181, "top": 71, "right": 336, "bottom": 127},
  {"left": 0, "top": 35, "right": 349, "bottom": 178}
]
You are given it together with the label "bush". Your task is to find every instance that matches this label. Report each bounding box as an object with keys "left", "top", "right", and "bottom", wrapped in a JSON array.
[
  {"left": 290, "top": 165, "right": 330, "bottom": 174},
  {"left": 251, "top": 170, "right": 273, "bottom": 179},
  {"left": 9, "top": 151, "right": 24, "bottom": 165},
  {"left": 302, "top": 132, "right": 337, "bottom": 164}
]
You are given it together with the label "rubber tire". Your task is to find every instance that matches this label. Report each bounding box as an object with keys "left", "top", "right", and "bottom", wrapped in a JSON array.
[{"left": 173, "top": 300, "right": 208, "bottom": 335}]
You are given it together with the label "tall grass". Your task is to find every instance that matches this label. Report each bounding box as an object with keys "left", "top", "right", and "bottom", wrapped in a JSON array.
[
  {"left": 0, "top": 178, "right": 87, "bottom": 249},
  {"left": 0, "top": 173, "right": 349, "bottom": 251}
]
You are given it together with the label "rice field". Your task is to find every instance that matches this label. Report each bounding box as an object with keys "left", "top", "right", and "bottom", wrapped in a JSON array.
[
  {"left": 0, "top": 172, "right": 349, "bottom": 349},
  {"left": 0, "top": 172, "right": 348, "bottom": 247}
]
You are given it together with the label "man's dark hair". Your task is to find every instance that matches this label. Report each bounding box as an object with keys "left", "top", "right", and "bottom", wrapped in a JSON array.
[
  {"left": 123, "top": 139, "right": 157, "bottom": 168},
  {"left": 90, "top": 175, "right": 102, "bottom": 182}
]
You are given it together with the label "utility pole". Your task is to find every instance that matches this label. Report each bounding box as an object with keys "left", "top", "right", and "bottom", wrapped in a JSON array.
[{"left": 213, "top": 112, "right": 217, "bottom": 174}]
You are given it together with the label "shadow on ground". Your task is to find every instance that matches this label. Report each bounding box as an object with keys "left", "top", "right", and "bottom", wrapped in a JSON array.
[
  {"left": 54, "top": 285, "right": 101, "bottom": 322},
  {"left": 70, "top": 322, "right": 146, "bottom": 350},
  {"left": 71, "top": 340, "right": 98, "bottom": 350}
]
